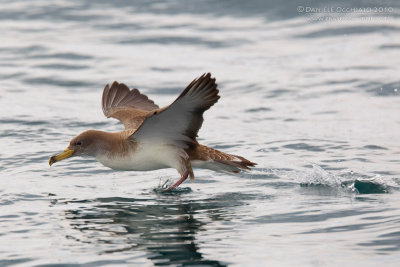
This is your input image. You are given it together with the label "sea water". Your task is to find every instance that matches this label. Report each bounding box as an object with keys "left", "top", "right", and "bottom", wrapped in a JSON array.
[{"left": 0, "top": 0, "right": 399, "bottom": 266}]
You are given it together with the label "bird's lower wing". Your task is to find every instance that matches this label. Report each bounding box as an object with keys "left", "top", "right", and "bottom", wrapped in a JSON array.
[{"left": 102, "top": 81, "right": 159, "bottom": 129}]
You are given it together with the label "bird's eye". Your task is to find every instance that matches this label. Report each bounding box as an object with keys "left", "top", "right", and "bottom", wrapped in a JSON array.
[{"left": 75, "top": 141, "right": 82, "bottom": 146}]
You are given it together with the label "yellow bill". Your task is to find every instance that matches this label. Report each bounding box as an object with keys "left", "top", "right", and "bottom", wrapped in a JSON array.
[{"left": 49, "top": 148, "right": 75, "bottom": 166}]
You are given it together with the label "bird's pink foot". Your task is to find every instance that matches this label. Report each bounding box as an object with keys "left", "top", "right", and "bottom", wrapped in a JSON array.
[{"left": 164, "top": 172, "right": 189, "bottom": 192}]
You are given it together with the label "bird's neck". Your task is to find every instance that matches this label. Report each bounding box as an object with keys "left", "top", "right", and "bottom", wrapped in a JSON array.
[{"left": 91, "top": 130, "right": 136, "bottom": 158}]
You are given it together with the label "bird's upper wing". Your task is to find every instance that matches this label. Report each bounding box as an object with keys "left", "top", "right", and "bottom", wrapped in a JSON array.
[
  {"left": 102, "top": 81, "right": 159, "bottom": 129},
  {"left": 130, "top": 73, "right": 219, "bottom": 148}
]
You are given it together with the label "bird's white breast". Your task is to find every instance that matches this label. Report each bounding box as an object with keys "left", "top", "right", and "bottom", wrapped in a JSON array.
[{"left": 95, "top": 142, "right": 181, "bottom": 171}]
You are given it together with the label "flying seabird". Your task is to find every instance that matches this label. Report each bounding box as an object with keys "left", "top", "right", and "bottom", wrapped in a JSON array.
[{"left": 49, "top": 73, "right": 256, "bottom": 191}]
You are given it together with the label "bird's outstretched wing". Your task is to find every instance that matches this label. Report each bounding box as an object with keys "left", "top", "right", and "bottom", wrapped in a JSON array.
[
  {"left": 130, "top": 73, "right": 220, "bottom": 148},
  {"left": 102, "top": 81, "right": 159, "bottom": 129}
]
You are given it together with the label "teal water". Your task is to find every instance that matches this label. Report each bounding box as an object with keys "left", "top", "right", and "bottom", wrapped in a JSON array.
[{"left": 1, "top": 0, "right": 400, "bottom": 266}]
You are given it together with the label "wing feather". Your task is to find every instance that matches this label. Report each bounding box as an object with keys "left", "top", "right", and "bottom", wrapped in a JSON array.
[
  {"left": 130, "top": 73, "right": 220, "bottom": 148},
  {"left": 102, "top": 81, "right": 159, "bottom": 129}
]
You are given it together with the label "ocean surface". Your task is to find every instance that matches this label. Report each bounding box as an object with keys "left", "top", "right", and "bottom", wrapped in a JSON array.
[{"left": 1, "top": 0, "right": 400, "bottom": 266}]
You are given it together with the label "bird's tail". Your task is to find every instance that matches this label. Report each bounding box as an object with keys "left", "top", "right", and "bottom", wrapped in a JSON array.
[{"left": 189, "top": 144, "right": 256, "bottom": 173}]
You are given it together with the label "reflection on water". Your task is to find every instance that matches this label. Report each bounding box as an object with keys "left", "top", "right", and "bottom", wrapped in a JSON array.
[{"left": 63, "top": 193, "right": 249, "bottom": 266}]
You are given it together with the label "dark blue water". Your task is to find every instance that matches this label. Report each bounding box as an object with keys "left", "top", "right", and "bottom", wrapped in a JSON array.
[{"left": 1, "top": 0, "right": 400, "bottom": 266}]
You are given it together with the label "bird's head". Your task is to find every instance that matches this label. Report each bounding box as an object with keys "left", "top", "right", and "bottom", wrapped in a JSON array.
[{"left": 49, "top": 130, "right": 104, "bottom": 166}]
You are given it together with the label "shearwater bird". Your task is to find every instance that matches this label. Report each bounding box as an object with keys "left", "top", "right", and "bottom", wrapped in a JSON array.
[{"left": 49, "top": 73, "right": 256, "bottom": 191}]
